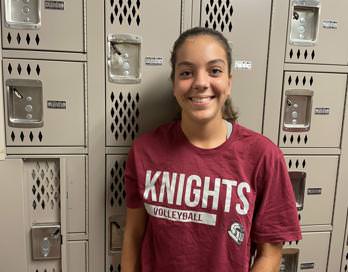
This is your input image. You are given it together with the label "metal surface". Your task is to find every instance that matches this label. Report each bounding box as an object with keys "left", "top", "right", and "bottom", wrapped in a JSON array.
[
  {"left": 289, "top": 0, "right": 320, "bottom": 46},
  {"left": 1, "top": 0, "right": 85, "bottom": 52},
  {"left": 283, "top": 89, "right": 313, "bottom": 132},
  {"left": 31, "top": 224, "right": 61, "bottom": 260},
  {"left": 6, "top": 79, "right": 43, "bottom": 128},
  {"left": 4, "top": 0, "right": 41, "bottom": 29},
  {"left": 279, "top": 72, "right": 346, "bottom": 148},
  {"left": 284, "top": 232, "right": 330, "bottom": 272},
  {"left": 289, "top": 171, "right": 306, "bottom": 211},
  {"left": 3, "top": 59, "right": 86, "bottom": 146},
  {"left": 107, "top": 33, "right": 142, "bottom": 84}
]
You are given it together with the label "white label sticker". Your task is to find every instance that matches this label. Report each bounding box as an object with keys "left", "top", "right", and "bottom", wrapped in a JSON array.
[
  {"left": 234, "top": 60, "right": 252, "bottom": 70},
  {"left": 145, "top": 57, "right": 164, "bottom": 66},
  {"left": 315, "top": 107, "right": 330, "bottom": 115},
  {"left": 322, "top": 20, "right": 338, "bottom": 29}
]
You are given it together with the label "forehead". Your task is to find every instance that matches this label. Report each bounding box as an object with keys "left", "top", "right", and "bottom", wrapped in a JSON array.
[{"left": 176, "top": 35, "right": 227, "bottom": 63}]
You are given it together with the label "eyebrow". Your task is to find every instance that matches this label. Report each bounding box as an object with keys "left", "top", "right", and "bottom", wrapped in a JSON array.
[{"left": 177, "top": 59, "right": 226, "bottom": 67}]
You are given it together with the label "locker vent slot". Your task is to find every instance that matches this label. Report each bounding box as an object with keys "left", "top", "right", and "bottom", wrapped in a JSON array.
[
  {"left": 287, "top": 75, "right": 314, "bottom": 87},
  {"left": 109, "top": 159, "right": 126, "bottom": 209},
  {"left": 203, "top": 0, "right": 233, "bottom": 32},
  {"left": 5, "top": 32, "right": 40, "bottom": 46},
  {"left": 110, "top": 91, "right": 140, "bottom": 142},
  {"left": 10, "top": 130, "right": 44, "bottom": 143},
  {"left": 282, "top": 133, "right": 309, "bottom": 145},
  {"left": 109, "top": 263, "right": 121, "bottom": 272},
  {"left": 110, "top": 0, "right": 141, "bottom": 26},
  {"left": 27, "top": 159, "right": 60, "bottom": 222},
  {"left": 7, "top": 62, "right": 41, "bottom": 76},
  {"left": 32, "top": 264, "right": 60, "bottom": 272},
  {"left": 287, "top": 159, "right": 306, "bottom": 170},
  {"left": 288, "top": 48, "right": 316, "bottom": 61}
]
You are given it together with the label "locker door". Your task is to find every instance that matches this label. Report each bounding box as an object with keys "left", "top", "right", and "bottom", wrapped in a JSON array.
[
  {"left": 106, "top": 154, "right": 127, "bottom": 271},
  {"left": 279, "top": 72, "right": 346, "bottom": 148},
  {"left": 105, "top": 0, "right": 181, "bottom": 146},
  {"left": 198, "top": 0, "right": 272, "bottom": 132},
  {"left": 0, "top": 159, "right": 27, "bottom": 271},
  {"left": 285, "top": 155, "right": 338, "bottom": 225},
  {"left": 3, "top": 59, "right": 86, "bottom": 146},
  {"left": 282, "top": 232, "right": 330, "bottom": 272},
  {"left": 1, "top": 0, "right": 85, "bottom": 52},
  {"left": 285, "top": 0, "right": 348, "bottom": 65}
]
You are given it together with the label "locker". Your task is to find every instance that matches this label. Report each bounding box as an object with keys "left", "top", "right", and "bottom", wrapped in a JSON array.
[
  {"left": 2, "top": 59, "right": 86, "bottom": 147},
  {"left": 1, "top": 0, "right": 85, "bottom": 52},
  {"left": 105, "top": 0, "right": 181, "bottom": 146},
  {"left": 285, "top": 0, "right": 348, "bottom": 65},
  {"left": 0, "top": 156, "right": 87, "bottom": 271},
  {"left": 67, "top": 241, "right": 88, "bottom": 272},
  {"left": 285, "top": 155, "right": 338, "bottom": 225},
  {"left": 279, "top": 72, "right": 346, "bottom": 148},
  {"left": 197, "top": 0, "right": 272, "bottom": 132},
  {"left": 106, "top": 155, "right": 127, "bottom": 270},
  {"left": 282, "top": 232, "right": 330, "bottom": 272}
]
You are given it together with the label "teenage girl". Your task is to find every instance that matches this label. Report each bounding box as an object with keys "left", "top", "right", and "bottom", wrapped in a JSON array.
[{"left": 121, "top": 27, "right": 301, "bottom": 272}]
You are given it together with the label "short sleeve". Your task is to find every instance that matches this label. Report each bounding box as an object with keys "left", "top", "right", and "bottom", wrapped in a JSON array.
[
  {"left": 125, "top": 146, "right": 144, "bottom": 208},
  {"left": 252, "top": 148, "right": 302, "bottom": 243}
]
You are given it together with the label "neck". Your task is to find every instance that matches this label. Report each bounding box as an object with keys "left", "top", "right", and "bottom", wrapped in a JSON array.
[{"left": 181, "top": 115, "right": 227, "bottom": 149}]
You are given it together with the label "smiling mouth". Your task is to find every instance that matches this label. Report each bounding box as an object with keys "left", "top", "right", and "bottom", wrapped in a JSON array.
[{"left": 189, "top": 96, "right": 215, "bottom": 103}]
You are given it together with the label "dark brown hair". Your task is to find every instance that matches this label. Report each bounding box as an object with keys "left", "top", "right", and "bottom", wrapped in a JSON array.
[{"left": 170, "top": 27, "right": 238, "bottom": 121}]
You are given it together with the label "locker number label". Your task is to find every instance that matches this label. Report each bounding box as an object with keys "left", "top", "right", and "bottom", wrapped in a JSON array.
[
  {"left": 47, "top": 100, "right": 66, "bottom": 109},
  {"left": 322, "top": 20, "right": 338, "bottom": 30},
  {"left": 145, "top": 57, "right": 164, "bottom": 66},
  {"left": 314, "top": 107, "right": 330, "bottom": 115},
  {"left": 45, "top": 1, "right": 64, "bottom": 10}
]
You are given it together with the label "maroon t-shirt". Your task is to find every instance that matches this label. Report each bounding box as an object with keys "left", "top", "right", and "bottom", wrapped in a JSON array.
[{"left": 125, "top": 121, "right": 302, "bottom": 272}]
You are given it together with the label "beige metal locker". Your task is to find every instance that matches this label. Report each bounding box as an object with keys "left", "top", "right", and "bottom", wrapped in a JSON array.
[
  {"left": 195, "top": 0, "right": 272, "bottom": 132},
  {"left": 105, "top": 0, "right": 181, "bottom": 146},
  {"left": 285, "top": 0, "right": 348, "bottom": 65},
  {"left": 285, "top": 155, "right": 338, "bottom": 226},
  {"left": 106, "top": 154, "right": 127, "bottom": 271},
  {"left": 1, "top": 0, "right": 85, "bottom": 52},
  {"left": 0, "top": 156, "right": 86, "bottom": 271},
  {"left": 279, "top": 72, "right": 346, "bottom": 148},
  {"left": 67, "top": 241, "right": 88, "bottom": 272},
  {"left": 2, "top": 59, "right": 86, "bottom": 147},
  {"left": 282, "top": 232, "right": 330, "bottom": 272}
]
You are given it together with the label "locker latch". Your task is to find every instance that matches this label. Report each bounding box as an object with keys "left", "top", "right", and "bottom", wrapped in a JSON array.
[
  {"left": 107, "top": 33, "right": 142, "bottom": 84},
  {"left": 4, "top": 0, "right": 41, "bottom": 29},
  {"left": 109, "top": 215, "right": 124, "bottom": 252},
  {"left": 289, "top": 171, "right": 306, "bottom": 211},
  {"left": 283, "top": 89, "right": 313, "bottom": 132},
  {"left": 280, "top": 248, "right": 299, "bottom": 272},
  {"left": 6, "top": 79, "right": 43, "bottom": 128},
  {"left": 290, "top": 0, "right": 321, "bottom": 46},
  {"left": 31, "top": 224, "right": 61, "bottom": 260}
]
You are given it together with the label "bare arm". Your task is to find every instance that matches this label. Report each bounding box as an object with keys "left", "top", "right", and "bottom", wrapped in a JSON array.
[
  {"left": 251, "top": 242, "right": 283, "bottom": 272},
  {"left": 121, "top": 207, "right": 147, "bottom": 272}
]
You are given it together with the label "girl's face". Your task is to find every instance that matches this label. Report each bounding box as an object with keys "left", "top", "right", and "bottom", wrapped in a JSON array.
[{"left": 173, "top": 35, "right": 231, "bottom": 124}]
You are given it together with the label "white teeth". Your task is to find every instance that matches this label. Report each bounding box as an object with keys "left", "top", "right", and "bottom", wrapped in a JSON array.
[{"left": 190, "top": 97, "right": 212, "bottom": 103}]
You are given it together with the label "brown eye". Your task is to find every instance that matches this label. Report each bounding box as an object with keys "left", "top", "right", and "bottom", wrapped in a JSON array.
[
  {"left": 179, "top": 71, "right": 192, "bottom": 78},
  {"left": 211, "top": 68, "right": 223, "bottom": 76}
]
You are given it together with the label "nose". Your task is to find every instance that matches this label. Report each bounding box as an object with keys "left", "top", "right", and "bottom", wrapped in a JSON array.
[{"left": 192, "top": 70, "right": 209, "bottom": 91}]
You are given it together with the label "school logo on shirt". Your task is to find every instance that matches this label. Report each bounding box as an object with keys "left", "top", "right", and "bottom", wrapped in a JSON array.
[{"left": 228, "top": 222, "right": 244, "bottom": 245}]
